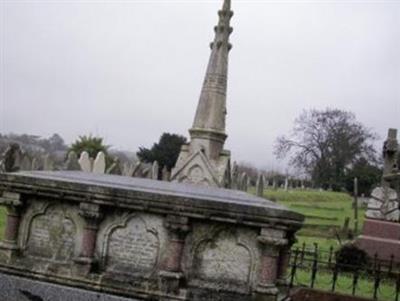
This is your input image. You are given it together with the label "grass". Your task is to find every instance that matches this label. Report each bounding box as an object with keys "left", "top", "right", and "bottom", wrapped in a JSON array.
[
  {"left": 293, "top": 269, "right": 398, "bottom": 301},
  {"left": 0, "top": 206, "right": 5, "bottom": 240},
  {"left": 255, "top": 189, "right": 367, "bottom": 251},
  {"left": 256, "top": 188, "right": 398, "bottom": 300}
]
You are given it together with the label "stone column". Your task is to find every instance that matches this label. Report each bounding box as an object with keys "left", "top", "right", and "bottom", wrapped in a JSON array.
[
  {"left": 74, "top": 202, "right": 103, "bottom": 276},
  {"left": 0, "top": 192, "right": 24, "bottom": 261},
  {"left": 159, "top": 215, "right": 190, "bottom": 296},
  {"left": 276, "top": 233, "right": 296, "bottom": 286},
  {"left": 255, "top": 228, "right": 288, "bottom": 301}
]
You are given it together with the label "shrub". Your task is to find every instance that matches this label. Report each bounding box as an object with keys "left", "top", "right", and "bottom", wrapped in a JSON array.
[{"left": 335, "top": 244, "right": 368, "bottom": 271}]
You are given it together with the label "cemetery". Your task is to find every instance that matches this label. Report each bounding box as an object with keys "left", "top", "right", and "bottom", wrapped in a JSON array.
[{"left": 0, "top": 0, "right": 399, "bottom": 300}]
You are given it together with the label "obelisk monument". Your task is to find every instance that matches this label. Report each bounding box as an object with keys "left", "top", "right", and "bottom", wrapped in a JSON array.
[{"left": 171, "top": 0, "right": 233, "bottom": 187}]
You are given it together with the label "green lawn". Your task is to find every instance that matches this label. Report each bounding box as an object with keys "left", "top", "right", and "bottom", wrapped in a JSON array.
[
  {"left": 254, "top": 188, "right": 397, "bottom": 300},
  {"left": 0, "top": 206, "right": 5, "bottom": 240},
  {"left": 292, "top": 269, "right": 397, "bottom": 301},
  {"left": 257, "top": 189, "right": 367, "bottom": 252}
]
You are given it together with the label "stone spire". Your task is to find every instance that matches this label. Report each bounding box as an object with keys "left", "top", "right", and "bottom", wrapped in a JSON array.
[
  {"left": 171, "top": 0, "right": 233, "bottom": 187},
  {"left": 189, "top": 0, "right": 233, "bottom": 160}
]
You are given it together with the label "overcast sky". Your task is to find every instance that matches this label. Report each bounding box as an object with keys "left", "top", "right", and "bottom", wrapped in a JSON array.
[{"left": 1, "top": 0, "right": 399, "bottom": 171}]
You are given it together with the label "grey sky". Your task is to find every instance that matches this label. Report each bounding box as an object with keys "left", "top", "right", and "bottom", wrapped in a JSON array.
[{"left": 1, "top": 0, "right": 399, "bottom": 171}]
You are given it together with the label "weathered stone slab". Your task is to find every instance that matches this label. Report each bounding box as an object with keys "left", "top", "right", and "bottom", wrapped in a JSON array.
[
  {"left": 0, "top": 171, "right": 303, "bottom": 224},
  {"left": 0, "top": 272, "right": 139, "bottom": 301}
]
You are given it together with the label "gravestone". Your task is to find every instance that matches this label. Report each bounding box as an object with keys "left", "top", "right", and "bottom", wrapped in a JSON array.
[
  {"left": 0, "top": 143, "right": 22, "bottom": 172},
  {"left": 107, "top": 158, "right": 122, "bottom": 175},
  {"left": 65, "top": 151, "right": 81, "bottom": 171},
  {"left": 151, "top": 161, "right": 159, "bottom": 180},
  {"left": 231, "top": 162, "right": 239, "bottom": 190},
  {"left": 79, "top": 151, "right": 92, "bottom": 172},
  {"left": 131, "top": 161, "right": 142, "bottom": 177},
  {"left": 20, "top": 154, "right": 32, "bottom": 171},
  {"left": 256, "top": 174, "right": 264, "bottom": 197},
  {"left": 161, "top": 166, "right": 170, "bottom": 181},
  {"left": 356, "top": 128, "right": 400, "bottom": 262},
  {"left": 93, "top": 152, "right": 106, "bottom": 174},
  {"left": 43, "top": 154, "right": 55, "bottom": 171},
  {"left": 0, "top": 170, "right": 304, "bottom": 301}
]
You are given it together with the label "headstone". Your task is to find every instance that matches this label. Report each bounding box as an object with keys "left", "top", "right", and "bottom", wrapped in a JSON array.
[
  {"left": 241, "top": 173, "right": 248, "bottom": 192},
  {"left": 64, "top": 151, "right": 80, "bottom": 171},
  {"left": 20, "top": 154, "right": 32, "bottom": 171},
  {"left": 284, "top": 177, "right": 289, "bottom": 191},
  {"left": 43, "top": 154, "right": 54, "bottom": 171},
  {"left": 256, "top": 174, "right": 264, "bottom": 197},
  {"left": 231, "top": 162, "right": 239, "bottom": 190},
  {"left": 356, "top": 128, "right": 400, "bottom": 262},
  {"left": 131, "top": 161, "right": 142, "bottom": 177},
  {"left": 366, "top": 187, "right": 399, "bottom": 221},
  {"left": 0, "top": 143, "right": 22, "bottom": 172},
  {"left": 31, "top": 157, "right": 39, "bottom": 171},
  {"left": 107, "top": 158, "right": 122, "bottom": 175},
  {"left": 93, "top": 152, "right": 106, "bottom": 174},
  {"left": 143, "top": 167, "right": 151, "bottom": 179},
  {"left": 161, "top": 166, "right": 170, "bottom": 181},
  {"left": 122, "top": 162, "right": 133, "bottom": 177},
  {"left": 151, "top": 161, "right": 159, "bottom": 180},
  {"left": 79, "top": 151, "right": 92, "bottom": 172}
]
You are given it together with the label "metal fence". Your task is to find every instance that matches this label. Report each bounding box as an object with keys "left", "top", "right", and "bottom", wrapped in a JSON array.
[{"left": 286, "top": 243, "right": 400, "bottom": 301}]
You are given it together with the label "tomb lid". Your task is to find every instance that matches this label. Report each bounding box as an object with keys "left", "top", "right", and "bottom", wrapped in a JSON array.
[{"left": 0, "top": 171, "right": 304, "bottom": 228}]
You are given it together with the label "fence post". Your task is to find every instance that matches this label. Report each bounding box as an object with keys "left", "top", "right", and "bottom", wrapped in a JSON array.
[
  {"left": 310, "top": 243, "right": 318, "bottom": 288},
  {"left": 389, "top": 254, "right": 394, "bottom": 274},
  {"left": 300, "top": 242, "right": 306, "bottom": 265},
  {"left": 328, "top": 246, "right": 334, "bottom": 269},
  {"left": 331, "top": 264, "right": 338, "bottom": 292},
  {"left": 352, "top": 269, "right": 359, "bottom": 296},
  {"left": 373, "top": 263, "right": 381, "bottom": 300},
  {"left": 353, "top": 177, "right": 359, "bottom": 233},
  {"left": 289, "top": 248, "right": 299, "bottom": 289},
  {"left": 373, "top": 253, "right": 378, "bottom": 271}
]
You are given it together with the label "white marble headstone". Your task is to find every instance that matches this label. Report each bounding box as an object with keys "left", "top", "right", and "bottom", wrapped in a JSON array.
[
  {"left": 93, "top": 152, "right": 106, "bottom": 174},
  {"left": 79, "top": 151, "right": 92, "bottom": 172}
]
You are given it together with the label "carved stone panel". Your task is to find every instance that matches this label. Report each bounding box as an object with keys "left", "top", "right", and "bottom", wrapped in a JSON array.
[
  {"left": 26, "top": 205, "right": 77, "bottom": 263},
  {"left": 100, "top": 213, "right": 166, "bottom": 276},
  {"left": 188, "top": 226, "right": 258, "bottom": 292},
  {"left": 196, "top": 233, "right": 250, "bottom": 283}
]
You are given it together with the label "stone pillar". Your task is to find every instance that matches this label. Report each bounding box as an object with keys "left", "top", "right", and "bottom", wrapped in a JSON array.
[
  {"left": 0, "top": 192, "right": 24, "bottom": 261},
  {"left": 276, "top": 233, "right": 296, "bottom": 286},
  {"left": 255, "top": 228, "right": 288, "bottom": 301},
  {"left": 74, "top": 202, "right": 102, "bottom": 276},
  {"left": 159, "top": 215, "right": 190, "bottom": 296}
]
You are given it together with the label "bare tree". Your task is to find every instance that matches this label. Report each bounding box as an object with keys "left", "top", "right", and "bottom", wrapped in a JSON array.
[{"left": 274, "top": 109, "right": 377, "bottom": 190}]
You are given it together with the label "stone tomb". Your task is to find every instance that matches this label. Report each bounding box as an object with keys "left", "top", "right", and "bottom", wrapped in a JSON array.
[{"left": 0, "top": 171, "right": 303, "bottom": 300}]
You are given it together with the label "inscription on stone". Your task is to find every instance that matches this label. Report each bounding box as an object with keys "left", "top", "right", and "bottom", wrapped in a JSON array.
[
  {"left": 107, "top": 216, "right": 159, "bottom": 274},
  {"left": 26, "top": 206, "right": 76, "bottom": 262},
  {"left": 194, "top": 230, "right": 251, "bottom": 284}
]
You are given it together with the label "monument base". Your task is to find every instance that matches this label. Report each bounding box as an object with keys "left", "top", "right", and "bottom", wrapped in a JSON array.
[{"left": 355, "top": 218, "right": 400, "bottom": 262}]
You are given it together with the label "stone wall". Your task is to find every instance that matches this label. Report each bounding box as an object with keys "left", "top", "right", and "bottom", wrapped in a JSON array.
[{"left": 0, "top": 171, "right": 303, "bottom": 301}]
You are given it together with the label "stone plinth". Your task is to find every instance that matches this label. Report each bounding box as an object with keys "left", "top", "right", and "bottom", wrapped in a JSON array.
[
  {"left": 0, "top": 171, "right": 303, "bottom": 301},
  {"left": 355, "top": 218, "right": 400, "bottom": 262}
]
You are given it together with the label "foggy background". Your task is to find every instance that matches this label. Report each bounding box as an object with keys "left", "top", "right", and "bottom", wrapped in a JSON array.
[{"left": 1, "top": 0, "right": 399, "bottom": 171}]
